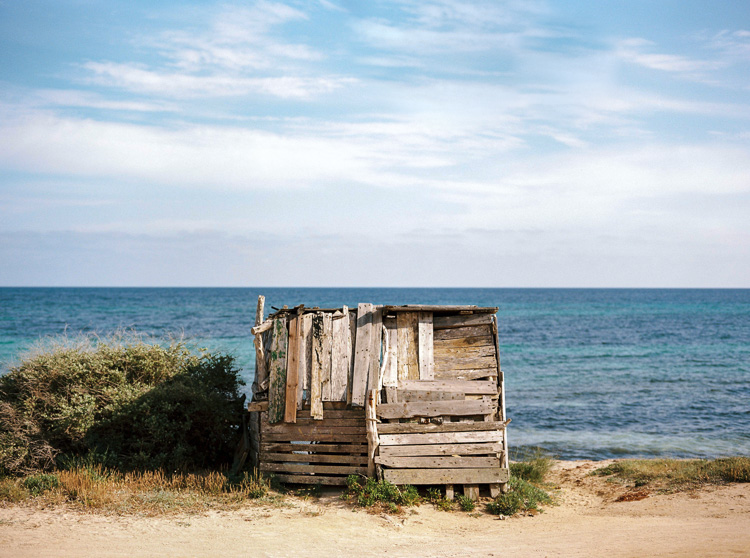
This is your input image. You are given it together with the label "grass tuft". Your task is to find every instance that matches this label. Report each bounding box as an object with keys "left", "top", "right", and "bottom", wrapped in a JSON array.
[
  {"left": 344, "top": 475, "right": 420, "bottom": 513},
  {"left": 593, "top": 457, "right": 750, "bottom": 493},
  {"left": 487, "top": 476, "right": 553, "bottom": 516}
]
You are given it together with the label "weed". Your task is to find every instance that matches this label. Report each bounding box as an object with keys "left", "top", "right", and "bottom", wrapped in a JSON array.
[
  {"left": 343, "top": 475, "right": 420, "bottom": 513},
  {"left": 487, "top": 477, "right": 553, "bottom": 516},
  {"left": 456, "top": 494, "right": 476, "bottom": 512},
  {"left": 593, "top": 457, "right": 750, "bottom": 493},
  {"left": 426, "top": 487, "right": 453, "bottom": 511},
  {"left": 22, "top": 473, "right": 60, "bottom": 496},
  {"left": 509, "top": 448, "right": 553, "bottom": 484}
]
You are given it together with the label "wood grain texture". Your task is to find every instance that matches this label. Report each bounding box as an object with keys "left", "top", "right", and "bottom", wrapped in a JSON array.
[
  {"left": 319, "top": 313, "right": 333, "bottom": 401},
  {"left": 382, "top": 467, "right": 509, "bottom": 485},
  {"left": 375, "top": 456, "right": 500, "bottom": 468},
  {"left": 298, "top": 313, "right": 313, "bottom": 407},
  {"left": 375, "top": 399, "right": 494, "bottom": 420},
  {"left": 367, "top": 306, "right": 383, "bottom": 393},
  {"left": 396, "top": 380, "right": 497, "bottom": 395},
  {"left": 432, "top": 314, "right": 494, "bottom": 329},
  {"left": 267, "top": 318, "right": 288, "bottom": 424},
  {"left": 382, "top": 317, "right": 398, "bottom": 387},
  {"left": 351, "top": 303, "right": 373, "bottom": 407},
  {"left": 377, "top": 442, "right": 503, "bottom": 457},
  {"left": 329, "top": 306, "right": 351, "bottom": 401},
  {"left": 378, "top": 430, "right": 502, "bottom": 446},
  {"left": 376, "top": 420, "right": 508, "bottom": 434},
  {"left": 310, "top": 313, "right": 325, "bottom": 420},
  {"left": 418, "top": 312, "right": 435, "bottom": 380},
  {"left": 397, "top": 312, "right": 419, "bottom": 381}
]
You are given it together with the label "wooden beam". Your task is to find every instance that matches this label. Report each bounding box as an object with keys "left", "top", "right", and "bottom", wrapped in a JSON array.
[
  {"left": 252, "top": 295, "right": 267, "bottom": 394},
  {"left": 382, "top": 467, "right": 509, "bottom": 485},
  {"left": 375, "top": 456, "right": 500, "bottom": 468},
  {"left": 375, "top": 399, "right": 494, "bottom": 420},
  {"left": 376, "top": 420, "right": 509, "bottom": 434},
  {"left": 261, "top": 442, "right": 368, "bottom": 454},
  {"left": 418, "top": 312, "right": 434, "bottom": 380},
  {"left": 319, "top": 313, "right": 333, "bottom": 401},
  {"left": 298, "top": 313, "right": 313, "bottom": 409},
  {"left": 382, "top": 317, "right": 398, "bottom": 387},
  {"left": 260, "top": 463, "right": 367, "bottom": 475},
  {"left": 432, "top": 314, "right": 494, "bottom": 330},
  {"left": 396, "top": 380, "right": 497, "bottom": 395},
  {"left": 366, "top": 389, "right": 379, "bottom": 477},
  {"left": 267, "top": 317, "right": 288, "bottom": 424},
  {"left": 310, "top": 313, "right": 325, "bottom": 420},
  {"left": 378, "top": 442, "right": 503, "bottom": 457},
  {"left": 367, "top": 306, "right": 383, "bottom": 393},
  {"left": 269, "top": 474, "right": 349, "bottom": 486},
  {"left": 383, "top": 306, "right": 497, "bottom": 314},
  {"left": 263, "top": 453, "right": 368, "bottom": 465},
  {"left": 284, "top": 315, "right": 301, "bottom": 423},
  {"left": 351, "top": 303, "right": 373, "bottom": 407},
  {"left": 397, "top": 312, "right": 419, "bottom": 381},
  {"left": 378, "top": 430, "right": 502, "bottom": 446},
  {"left": 329, "top": 305, "right": 351, "bottom": 401}
]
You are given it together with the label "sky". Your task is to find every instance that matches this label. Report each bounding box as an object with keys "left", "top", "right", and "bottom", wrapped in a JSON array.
[{"left": 1, "top": 0, "right": 749, "bottom": 287}]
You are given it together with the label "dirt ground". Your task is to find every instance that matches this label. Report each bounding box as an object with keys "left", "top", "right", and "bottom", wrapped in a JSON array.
[{"left": 1, "top": 460, "right": 749, "bottom": 558}]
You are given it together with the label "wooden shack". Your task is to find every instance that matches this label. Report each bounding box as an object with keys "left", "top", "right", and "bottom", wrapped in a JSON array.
[{"left": 247, "top": 296, "right": 510, "bottom": 499}]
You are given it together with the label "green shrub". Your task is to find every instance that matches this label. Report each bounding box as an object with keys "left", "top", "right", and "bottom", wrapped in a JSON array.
[
  {"left": 510, "top": 448, "right": 553, "bottom": 484},
  {"left": 0, "top": 333, "right": 244, "bottom": 475},
  {"left": 23, "top": 473, "right": 60, "bottom": 496},
  {"left": 456, "top": 494, "right": 476, "bottom": 512},
  {"left": 344, "top": 476, "right": 420, "bottom": 511},
  {"left": 487, "top": 477, "right": 553, "bottom": 516},
  {"left": 593, "top": 457, "right": 750, "bottom": 492}
]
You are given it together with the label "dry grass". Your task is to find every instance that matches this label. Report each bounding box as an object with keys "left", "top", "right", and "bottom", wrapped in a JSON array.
[
  {"left": 593, "top": 457, "right": 750, "bottom": 493},
  {"left": 0, "top": 467, "right": 273, "bottom": 515}
]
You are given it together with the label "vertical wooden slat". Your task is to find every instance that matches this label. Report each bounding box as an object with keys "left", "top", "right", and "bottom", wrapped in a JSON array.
[
  {"left": 347, "top": 310, "right": 357, "bottom": 405},
  {"left": 367, "top": 306, "right": 383, "bottom": 393},
  {"left": 351, "top": 303, "right": 373, "bottom": 407},
  {"left": 382, "top": 316, "right": 398, "bottom": 387},
  {"left": 418, "top": 311, "right": 434, "bottom": 380},
  {"left": 267, "top": 317, "right": 288, "bottom": 424},
  {"left": 397, "top": 312, "right": 419, "bottom": 381},
  {"left": 284, "top": 315, "right": 300, "bottom": 423},
  {"left": 366, "top": 389, "right": 379, "bottom": 478},
  {"left": 310, "top": 313, "right": 325, "bottom": 420},
  {"left": 492, "top": 314, "right": 509, "bottom": 487},
  {"left": 330, "top": 307, "right": 350, "bottom": 401},
  {"left": 252, "top": 295, "right": 266, "bottom": 394},
  {"left": 320, "top": 313, "right": 333, "bottom": 401},
  {"left": 297, "top": 313, "right": 313, "bottom": 410}
]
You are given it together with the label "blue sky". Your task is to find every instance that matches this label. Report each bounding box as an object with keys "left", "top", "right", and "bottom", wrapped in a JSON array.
[{"left": 1, "top": 0, "right": 749, "bottom": 287}]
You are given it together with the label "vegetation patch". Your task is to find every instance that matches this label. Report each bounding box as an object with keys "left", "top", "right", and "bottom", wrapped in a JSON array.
[
  {"left": 0, "top": 466, "right": 271, "bottom": 514},
  {"left": 593, "top": 457, "right": 750, "bottom": 493},
  {"left": 0, "top": 332, "right": 245, "bottom": 475},
  {"left": 487, "top": 476, "right": 554, "bottom": 516},
  {"left": 344, "top": 475, "right": 420, "bottom": 513}
]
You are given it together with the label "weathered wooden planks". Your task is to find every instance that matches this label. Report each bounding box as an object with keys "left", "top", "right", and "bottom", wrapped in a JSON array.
[
  {"left": 433, "top": 325, "right": 493, "bottom": 341},
  {"left": 367, "top": 307, "right": 383, "bottom": 393},
  {"left": 397, "top": 312, "right": 419, "bottom": 381},
  {"left": 382, "top": 317, "right": 398, "bottom": 387},
  {"left": 261, "top": 442, "right": 368, "bottom": 454},
  {"left": 397, "top": 379, "right": 497, "bottom": 395},
  {"left": 268, "top": 474, "right": 349, "bottom": 486},
  {"left": 284, "top": 315, "right": 301, "bottom": 423},
  {"left": 382, "top": 467, "right": 509, "bottom": 485},
  {"left": 351, "top": 303, "right": 373, "bottom": 406},
  {"left": 433, "top": 314, "right": 494, "bottom": 329},
  {"left": 310, "top": 313, "right": 325, "bottom": 420},
  {"left": 375, "top": 399, "right": 494, "bottom": 420},
  {"left": 298, "top": 313, "right": 313, "bottom": 409},
  {"left": 378, "top": 442, "right": 503, "bottom": 457},
  {"left": 263, "top": 453, "right": 368, "bottom": 465},
  {"left": 375, "top": 456, "right": 501, "bottom": 468},
  {"left": 260, "top": 462, "right": 368, "bottom": 475},
  {"left": 418, "top": 312, "right": 435, "bottom": 380},
  {"left": 379, "top": 430, "right": 502, "bottom": 446},
  {"left": 376, "top": 420, "right": 509, "bottom": 434},
  {"left": 267, "top": 318, "right": 288, "bottom": 424},
  {"left": 434, "top": 368, "right": 498, "bottom": 380},
  {"left": 329, "top": 307, "right": 351, "bottom": 401},
  {"left": 434, "top": 354, "right": 497, "bottom": 371},
  {"left": 252, "top": 295, "right": 267, "bottom": 394}
]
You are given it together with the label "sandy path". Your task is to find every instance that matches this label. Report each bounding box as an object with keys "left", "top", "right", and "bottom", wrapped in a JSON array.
[{"left": 2, "top": 461, "right": 749, "bottom": 558}]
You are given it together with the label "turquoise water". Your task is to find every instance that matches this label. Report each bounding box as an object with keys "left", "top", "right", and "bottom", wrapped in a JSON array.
[{"left": 1, "top": 287, "right": 748, "bottom": 460}]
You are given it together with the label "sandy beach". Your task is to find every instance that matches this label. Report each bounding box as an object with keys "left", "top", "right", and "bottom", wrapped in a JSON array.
[{"left": 2, "top": 460, "right": 749, "bottom": 558}]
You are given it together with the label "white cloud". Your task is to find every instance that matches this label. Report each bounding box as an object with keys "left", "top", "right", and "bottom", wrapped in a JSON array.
[{"left": 616, "top": 38, "right": 725, "bottom": 79}]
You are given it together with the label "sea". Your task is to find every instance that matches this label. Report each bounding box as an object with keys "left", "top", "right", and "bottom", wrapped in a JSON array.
[{"left": 1, "top": 287, "right": 748, "bottom": 461}]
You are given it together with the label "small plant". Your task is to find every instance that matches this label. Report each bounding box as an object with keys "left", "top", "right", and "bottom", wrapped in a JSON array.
[
  {"left": 510, "top": 448, "right": 553, "bottom": 484},
  {"left": 22, "top": 473, "right": 60, "bottom": 496},
  {"left": 344, "top": 475, "right": 420, "bottom": 512},
  {"left": 426, "top": 487, "right": 453, "bottom": 511},
  {"left": 487, "top": 477, "right": 553, "bottom": 516},
  {"left": 456, "top": 494, "right": 476, "bottom": 512},
  {"left": 593, "top": 457, "right": 750, "bottom": 493}
]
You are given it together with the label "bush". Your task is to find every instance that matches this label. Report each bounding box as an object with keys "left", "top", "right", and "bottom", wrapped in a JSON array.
[
  {"left": 0, "top": 333, "right": 245, "bottom": 475},
  {"left": 344, "top": 475, "right": 420, "bottom": 511},
  {"left": 23, "top": 473, "right": 60, "bottom": 496},
  {"left": 487, "top": 477, "right": 553, "bottom": 516}
]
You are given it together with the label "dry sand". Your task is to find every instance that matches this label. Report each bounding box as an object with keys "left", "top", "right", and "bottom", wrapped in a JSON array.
[{"left": 2, "top": 460, "right": 749, "bottom": 558}]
